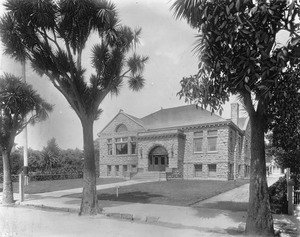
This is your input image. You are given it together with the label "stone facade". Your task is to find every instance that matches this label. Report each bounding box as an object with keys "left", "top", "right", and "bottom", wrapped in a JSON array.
[{"left": 97, "top": 104, "right": 251, "bottom": 180}]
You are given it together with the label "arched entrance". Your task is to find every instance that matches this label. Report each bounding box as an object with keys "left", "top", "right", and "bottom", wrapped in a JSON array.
[{"left": 148, "top": 146, "right": 168, "bottom": 171}]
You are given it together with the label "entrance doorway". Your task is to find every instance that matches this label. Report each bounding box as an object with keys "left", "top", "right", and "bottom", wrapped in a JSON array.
[{"left": 148, "top": 146, "right": 168, "bottom": 171}]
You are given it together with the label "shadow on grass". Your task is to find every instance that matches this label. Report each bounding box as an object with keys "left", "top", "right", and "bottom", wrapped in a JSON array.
[
  {"left": 98, "top": 191, "right": 164, "bottom": 203},
  {"left": 67, "top": 191, "right": 165, "bottom": 204}
]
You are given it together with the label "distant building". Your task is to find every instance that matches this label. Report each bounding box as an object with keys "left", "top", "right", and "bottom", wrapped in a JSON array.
[{"left": 97, "top": 103, "right": 251, "bottom": 180}]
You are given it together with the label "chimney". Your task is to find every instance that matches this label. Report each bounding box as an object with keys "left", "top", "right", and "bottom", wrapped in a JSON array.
[{"left": 231, "top": 103, "right": 239, "bottom": 125}]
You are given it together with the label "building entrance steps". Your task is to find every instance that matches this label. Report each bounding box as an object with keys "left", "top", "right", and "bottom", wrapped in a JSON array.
[{"left": 131, "top": 171, "right": 166, "bottom": 181}]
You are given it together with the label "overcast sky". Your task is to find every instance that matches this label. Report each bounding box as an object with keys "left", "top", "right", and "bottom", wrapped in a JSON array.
[{"left": 1, "top": 0, "right": 239, "bottom": 150}]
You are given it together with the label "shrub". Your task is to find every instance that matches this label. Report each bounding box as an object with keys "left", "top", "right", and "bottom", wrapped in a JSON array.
[{"left": 268, "top": 177, "right": 288, "bottom": 214}]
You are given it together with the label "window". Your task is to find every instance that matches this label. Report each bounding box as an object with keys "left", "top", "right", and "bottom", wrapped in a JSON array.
[
  {"left": 207, "top": 130, "right": 218, "bottom": 151},
  {"left": 116, "top": 137, "right": 128, "bottom": 155},
  {"left": 131, "top": 137, "right": 137, "bottom": 154},
  {"left": 194, "top": 164, "right": 202, "bottom": 177},
  {"left": 229, "top": 131, "right": 234, "bottom": 152},
  {"left": 107, "top": 139, "right": 112, "bottom": 155},
  {"left": 116, "top": 143, "right": 128, "bottom": 155},
  {"left": 115, "top": 165, "right": 119, "bottom": 176},
  {"left": 108, "top": 144, "right": 112, "bottom": 155},
  {"left": 208, "top": 164, "right": 217, "bottom": 172},
  {"left": 123, "top": 165, "right": 127, "bottom": 172},
  {"left": 194, "top": 131, "right": 203, "bottom": 152},
  {"left": 116, "top": 124, "right": 128, "bottom": 133},
  {"left": 107, "top": 165, "right": 111, "bottom": 176}
]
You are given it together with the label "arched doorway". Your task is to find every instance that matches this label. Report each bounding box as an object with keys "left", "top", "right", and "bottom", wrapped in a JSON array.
[{"left": 148, "top": 146, "right": 168, "bottom": 171}]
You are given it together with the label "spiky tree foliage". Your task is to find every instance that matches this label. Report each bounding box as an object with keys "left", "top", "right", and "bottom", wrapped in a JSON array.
[
  {"left": 172, "top": 0, "right": 300, "bottom": 236},
  {"left": 0, "top": 0, "right": 148, "bottom": 215},
  {"left": 41, "top": 138, "right": 60, "bottom": 173},
  {"left": 0, "top": 74, "right": 52, "bottom": 204}
]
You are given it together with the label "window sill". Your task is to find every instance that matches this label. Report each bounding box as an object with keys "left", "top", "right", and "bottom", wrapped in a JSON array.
[
  {"left": 194, "top": 151, "right": 204, "bottom": 154},
  {"left": 207, "top": 151, "right": 218, "bottom": 154}
]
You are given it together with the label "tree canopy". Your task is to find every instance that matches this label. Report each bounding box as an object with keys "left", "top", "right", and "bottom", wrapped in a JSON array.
[
  {"left": 0, "top": 73, "right": 52, "bottom": 204},
  {"left": 171, "top": 0, "right": 300, "bottom": 235},
  {"left": 0, "top": 0, "right": 148, "bottom": 215}
]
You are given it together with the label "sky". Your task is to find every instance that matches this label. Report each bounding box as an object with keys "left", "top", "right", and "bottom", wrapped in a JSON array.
[{"left": 0, "top": 0, "right": 239, "bottom": 150}]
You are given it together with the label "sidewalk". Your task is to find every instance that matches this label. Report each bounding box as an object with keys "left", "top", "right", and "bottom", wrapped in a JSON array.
[{"left": 2, "top": 176, "right": 299, "bottom": 236}]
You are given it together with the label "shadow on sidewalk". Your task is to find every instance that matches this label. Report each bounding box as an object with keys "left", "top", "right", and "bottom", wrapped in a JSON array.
[{"left": 193, "top": 201, "right": 248, "bottom": 212}]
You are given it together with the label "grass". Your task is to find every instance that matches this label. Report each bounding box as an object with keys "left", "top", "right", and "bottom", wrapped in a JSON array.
[
  {"left": 67, "top": 179, "right": 249, "bottom": 207},
  {"left": 0, "top": 178, "right": 125, "bottom": 194}
]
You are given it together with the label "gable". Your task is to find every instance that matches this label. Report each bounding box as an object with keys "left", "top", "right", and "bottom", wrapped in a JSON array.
[{"left": 99, "top": 112, "right": 145, "bottom": 135}]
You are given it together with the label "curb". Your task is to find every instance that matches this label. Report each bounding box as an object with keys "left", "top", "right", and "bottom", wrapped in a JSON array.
[{"left": 17, "top": 202, "right": 160, "bottom": 224}]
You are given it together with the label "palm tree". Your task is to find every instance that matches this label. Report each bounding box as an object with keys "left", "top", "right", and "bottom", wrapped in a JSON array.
[
  {"left": 0, "top": 0, "right": 148, "bottom": 215},
  {"left": 0, "top": 74, "right": 52, "bottom": 204},
  {"left": 41, "top": 138, "right": 60, "bottom": 174}
]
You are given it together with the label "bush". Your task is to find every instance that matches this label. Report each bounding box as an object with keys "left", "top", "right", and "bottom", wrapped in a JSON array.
[{"left": 268, "top": 177, "right": 288, "bottom": 214}]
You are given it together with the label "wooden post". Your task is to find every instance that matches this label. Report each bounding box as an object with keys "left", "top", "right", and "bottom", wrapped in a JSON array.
[
  {"left": 19, "top": 173, "right": 24, "bottom": 202},
  {"left": 116, "top": 186, "right": 119, "bottom": 198},
  {"left": 287, "top": 179, "right": 294, "bottom": 215}
]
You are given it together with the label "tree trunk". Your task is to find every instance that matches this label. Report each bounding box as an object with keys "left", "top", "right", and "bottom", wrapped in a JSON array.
[
  {"left": 245, "top": 114, "right": 274, "bottom": 236},
  {"left": 1, "top": 149, "right": 14, "bottom": 204},
  {"left": 79, "top": 118, "right": 99, "bottom": 215}
]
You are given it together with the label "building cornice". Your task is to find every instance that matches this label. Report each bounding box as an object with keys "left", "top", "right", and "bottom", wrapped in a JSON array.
[{"left": 137, "top": 131, "right": 186, "bottom": 140}]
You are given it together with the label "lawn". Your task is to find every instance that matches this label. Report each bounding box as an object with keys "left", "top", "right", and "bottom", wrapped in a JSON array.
[
  {"left": 67, "top": 179, "right": 249, "bottom": 207},
  {"left": 0, "top": 178, "right": 125, "bottom": 194}
]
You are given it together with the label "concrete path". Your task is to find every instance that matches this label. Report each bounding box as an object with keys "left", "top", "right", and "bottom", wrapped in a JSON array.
[{"left": 193, "top": 176, "right": 279, "bottom": 211}]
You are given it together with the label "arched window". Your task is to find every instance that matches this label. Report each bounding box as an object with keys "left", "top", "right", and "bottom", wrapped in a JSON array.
[{"left": 116, "top": 124, "right": 128, "bottom": 133}]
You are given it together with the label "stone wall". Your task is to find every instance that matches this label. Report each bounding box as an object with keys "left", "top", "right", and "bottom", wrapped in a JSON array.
[
  {"left": 98, "top": 111, "right": 145, "bottom": 177},
  {"left": 183, "top": 125, "right": 230, "bottom": 180},
  {"left": 138, "top": 130, "right": 184, "bottom": 176}
]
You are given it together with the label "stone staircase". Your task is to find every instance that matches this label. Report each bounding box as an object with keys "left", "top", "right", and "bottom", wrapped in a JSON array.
[{"left": 131, "top": 171, "right": 166, "bottom": 181}]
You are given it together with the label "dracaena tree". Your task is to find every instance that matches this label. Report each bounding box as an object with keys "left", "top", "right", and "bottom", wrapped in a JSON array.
[
  {"left": 172, "top": 0, "right": 300, "bottom": 236},
  {"left": 0, "top": 0, "right": 148, "bottom": 215},
  {"left": 0, "top": 74, "right": 52, "bottom": 204}
]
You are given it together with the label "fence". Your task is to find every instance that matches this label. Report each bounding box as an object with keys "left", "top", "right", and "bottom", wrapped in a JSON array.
[
  {"left": 0, "top": 173, "right": 83, "bottom": 182},
  {"left": 294, "top": 189, "right": 300, "bottom": 205}
]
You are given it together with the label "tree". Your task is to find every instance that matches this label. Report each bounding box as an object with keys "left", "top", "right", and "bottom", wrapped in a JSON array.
[
  {"left": 0, "top": 74, "right": 52, "bottom": 204},
  {"left": 172, "top": 0, "right": 300, "bottom": 235},
  {"left": 0, "top": 0, "right": 148, "bottom": 215},
  {"left": 41, "top": 138, "right": 60, "bottom": 173}
]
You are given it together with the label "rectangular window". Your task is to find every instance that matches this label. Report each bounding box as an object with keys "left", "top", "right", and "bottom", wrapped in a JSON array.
[
  {"left": 131, "top": 142, "right": 136, "bottom": 154},
  {"left": 208, "top": 164, "right": 217, "bottom": 172},
  {"left": 115, "top": 165, "right": 119, "bottom": 176},
  {"left": 194, "top": 164, "right": 202, "bottom": 177},
  {"left": 107, "top": 138, "right": 112, "bottom": 155},
  {"left": 115, "top": 137, "right": 128, "bottom": 142},
  {"left": 123, "top": 165, "right": 127, "bottom": 172},
  {"left": 155, "top": 157, "right": 159, "bottom": 165},
  {"left": 107, "top": 165, "right": 111, "bottom": 176},
  {"left": 116, "top": 143, "right": 128, "bottom": 155},
  {"left": 207, "top": 130, "right": 218, "bottom": 151},
  {"left": 107, "top": 144, "right": 112, "bottom": 155},
  {"left": 115, "top": 137, "right": 128, "bottom": 155},
  {"left": 194, "top": 131, "right": 203, "bottom": 152}
]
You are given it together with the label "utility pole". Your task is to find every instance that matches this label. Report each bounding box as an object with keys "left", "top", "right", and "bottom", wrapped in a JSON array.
[
  {"left": 21, "top": 60, "right": 29, "bottom": 181},
  {"left": 19, "top": 60, "right": 28, "bottom": 202}
]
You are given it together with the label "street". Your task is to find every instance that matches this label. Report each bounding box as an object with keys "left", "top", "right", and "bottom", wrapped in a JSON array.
[{"left": 0, "top": 206, "right": 242, "bottom": 237}]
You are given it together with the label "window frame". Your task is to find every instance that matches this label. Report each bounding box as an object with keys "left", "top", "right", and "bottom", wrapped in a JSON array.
[
  {"left": 115, "top": 137, "right": 128, "bottom": 155},
  {"left": 193, "top": 131, "right": 204, "bottom": 153},
  {"left": 194, "top": 164, "right": 203, "bottom": 177},
  {"left": 208, "top": 164, "right": 217, "bottom": 172},
  {"left": 207, "top": 130, "right": 218, "bottom": 152}
]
